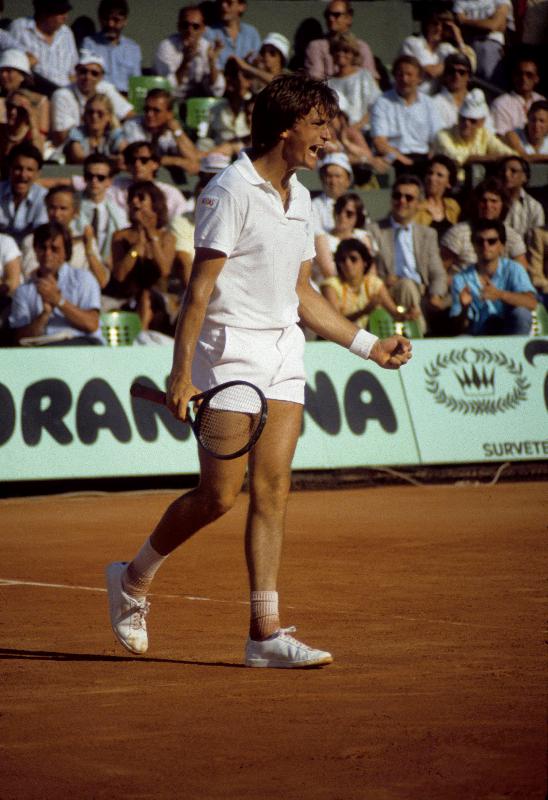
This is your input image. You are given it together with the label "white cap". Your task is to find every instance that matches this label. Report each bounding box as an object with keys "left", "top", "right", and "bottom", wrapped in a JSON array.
[
  {"left": 200, "top": 151, "right": 231, "bottom": 174},
  {"left": 77, "top": 49, "right": 105, "bottom": 70},
  {"left": 0, "top": 49, "right": 31, "bottom": 77},
  {"left": 318, "top": 151, "right": 353, "bottom": 176},
  {"left": 260, "top": 32, "right": 290, "bottom": 63},
  {"left": 460, "top": 88, "right": 489, "bottom": 120}
]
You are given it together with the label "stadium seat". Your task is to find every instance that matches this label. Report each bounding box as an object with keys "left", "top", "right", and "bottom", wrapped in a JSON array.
[
  {"left": 530, "top": 303, "right": 548, "bottom": 336},
  {"left": 184, "top": 97, "right": 221, "bottom": 136},
  {"left": 128, "top": 75, "right": 171, "bottom": 114},
  {"left": 368, "top": 306, "right": 423, "bottom": 338},
  {"left": 100, "top": 311, "right": 142, "bottom": 346}
]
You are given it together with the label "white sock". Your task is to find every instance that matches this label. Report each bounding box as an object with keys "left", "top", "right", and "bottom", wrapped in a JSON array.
[
  {"left": 250, "top": 590, "right": 279, "bottom": 640},
  {"left": 123, "top": 538, "right": 166, "bottom": 599}
]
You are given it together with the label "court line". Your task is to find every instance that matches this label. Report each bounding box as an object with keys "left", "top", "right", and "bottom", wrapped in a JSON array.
[{"left": 0, "top": 578, "right": 511, "bottom": 629}]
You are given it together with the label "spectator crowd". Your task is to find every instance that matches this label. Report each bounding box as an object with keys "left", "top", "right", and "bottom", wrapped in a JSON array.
[{"left": 0, "top": 0, "right": 546, "bottom": 346}]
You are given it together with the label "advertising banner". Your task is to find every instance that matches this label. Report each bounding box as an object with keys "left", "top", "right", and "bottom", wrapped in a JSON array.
[{"left": 0, "top": 337, "right": 546, "bottom": 481}]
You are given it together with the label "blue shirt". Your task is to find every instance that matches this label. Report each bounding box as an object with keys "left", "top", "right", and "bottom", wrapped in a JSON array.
[
  {"left": 371, "top": 88, "right": 443, "bottom": 154},
  {"left": 0, "top": 181, "right": 48, "bottom": 245},
  {"left": 9, "top": 262, "right": 103, "bottom": 343},
  {"left": 391, "top": 218, "right": 422, "bottom": 285},
  {"left": 81, "top": 32, "right": 142, "bottom": 93},
  {"left": 450, "top": 257, "right": 537, "bottom": 334},
  {"left": 203, "top": 21, "right": 261, "bottom": 69}
]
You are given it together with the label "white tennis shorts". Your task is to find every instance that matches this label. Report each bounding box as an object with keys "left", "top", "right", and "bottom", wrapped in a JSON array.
[{"left": 192, "top": 322, "right": 306, "bottom": 404}]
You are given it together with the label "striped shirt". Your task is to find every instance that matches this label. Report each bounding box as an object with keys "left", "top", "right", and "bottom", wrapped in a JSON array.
[{"left": 9, "top": 16, "right": 78, "bottom": 88}]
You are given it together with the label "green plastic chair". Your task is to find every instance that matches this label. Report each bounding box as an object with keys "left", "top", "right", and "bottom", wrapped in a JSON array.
[
  {"left": 101, "top": 311, "right": 142, "bottom": 346},
  {"left": 128, "top": 76, "right": 172, "bottom": 114},
  {"left": 368, "top": 306, "right": 423, "bottom": 339},
  {"left": 530, "top": 303, "right": 548, "bottom": 336},
  {"left": 185, "top": 97, "right": 220, "bottom": 134}
]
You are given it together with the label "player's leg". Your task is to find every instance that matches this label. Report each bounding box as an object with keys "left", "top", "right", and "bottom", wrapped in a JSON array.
[
  {"left": 243, "top": 399, "right": 333, "bottom": 668},
  {"left": 106, "top": 450, "right": 248, "bottom": 654}
]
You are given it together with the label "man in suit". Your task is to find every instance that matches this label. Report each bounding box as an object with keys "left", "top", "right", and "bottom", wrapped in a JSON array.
[{"left": 369, "top": 173, "right": 447, "bottom": 334}]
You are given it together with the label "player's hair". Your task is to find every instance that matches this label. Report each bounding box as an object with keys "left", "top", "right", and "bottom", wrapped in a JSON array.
[
  {"left": 251, "top": 74, "right": 339, "bottom": 157},
  {"left": 334, "top": 191, "right": 366, "bottom": 229},
  {"left": 127, "top": 180, "right": 169, "bottom": 229},
  {"left": 471, "top": 218, "right": 507, "bottom": 246},
  {"left": 33, "top": 221, "right": 73, "bottom": 261},
  {"left": 8, "top": 141, "right": 43, "bottom": 170},
  {"left": 334, "top": 237, "right": 373, "bottom": 276},
  {"left": 46, "top": 184, "right": 80, "bottom": 213}
]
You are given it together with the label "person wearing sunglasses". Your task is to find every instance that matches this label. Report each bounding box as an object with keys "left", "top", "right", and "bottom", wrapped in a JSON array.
[
  {"left": 432, "top": 52, "right": 495, "bottom": 131},
  {"left": 369, "top": 173, "right": 447, "bottom": 334},
  {"left": 50, "top": 49, "right": 134, "bottom": 149},
  {"left": 305, "top": 0, "right": 376, "bottom": 82},
  {"left": 76, "top": 152, "right": 127, "bottom": 266},
  {"left": 81, "top": 0, "right": 142, "bottom": 95},
  {"left": 154, "top": 5, "right": 224, "bottom": 101},
  {"left": 64, "top": 93, "right": 127, "bottom": 166},
  {"left": 491, "top": 57, "right": 545, "bottom": 144},
  {"left": 109, "top": 140, "right": 190, "bottom": 223},
  {"left": 399, "top": 8, "right": 476, "bottom": 95},
  {"left": 450, "top": 218, "right": 537, "bottom": 335}
]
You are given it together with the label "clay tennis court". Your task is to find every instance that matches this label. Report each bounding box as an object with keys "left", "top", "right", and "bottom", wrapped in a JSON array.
[{"left": 1, "top": 479, "right": 546, "bottom": 799}]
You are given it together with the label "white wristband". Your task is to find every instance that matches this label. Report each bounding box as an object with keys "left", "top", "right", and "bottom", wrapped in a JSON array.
[{"left": 349, "top": 328, "right": 378, "bottom": 360}]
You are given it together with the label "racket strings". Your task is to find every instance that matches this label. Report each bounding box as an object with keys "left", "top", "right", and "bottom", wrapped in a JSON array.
[{"left": 197, "top": 385, "right": 264, "bottom": 457}]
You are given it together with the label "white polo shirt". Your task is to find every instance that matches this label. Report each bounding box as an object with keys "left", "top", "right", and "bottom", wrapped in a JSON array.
[{"left": 194, "top": 150, "right": 315, "bottom": 329}]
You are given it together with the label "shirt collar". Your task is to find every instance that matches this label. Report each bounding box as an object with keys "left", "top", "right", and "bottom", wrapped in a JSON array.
[{"left": 390, "top": 215, "right": 412, "bottom": 232}]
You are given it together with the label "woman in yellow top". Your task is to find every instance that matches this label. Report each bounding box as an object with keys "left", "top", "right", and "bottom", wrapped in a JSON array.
[
  {"left": 414, "top": 154, "right": 460, "bottom": 240},
  {"left": 433, "top": 89, "right": 515, "bottom": 181},
  {"left": 321, "top": 238, "right": 419, "bottom": 330}
]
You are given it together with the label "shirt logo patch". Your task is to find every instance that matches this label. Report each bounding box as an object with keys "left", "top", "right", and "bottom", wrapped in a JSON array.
[{"left": 200, "top": 196, "right": 218, "bottom": 209}]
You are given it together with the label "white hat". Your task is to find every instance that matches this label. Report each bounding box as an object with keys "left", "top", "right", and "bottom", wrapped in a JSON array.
[
  {"left": 200, "top": 152, "right": 231, "bottom": 174},
  {"left": 260, "top": 32, "right": 290, "bottom": 63},
  {"left": 0, "top": 49, "right": 31, "bottom": 77},
  {"left": 318, "top": 151, "right": 353, "bottom": 176},
  {"left": 77, "top": 49, "right": 105, "bottom": 70},
  {"left": 460, "top": 89, "right": 489, "bottom": 120}
]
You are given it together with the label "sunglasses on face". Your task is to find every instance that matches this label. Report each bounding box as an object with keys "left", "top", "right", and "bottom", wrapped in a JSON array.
[
  {"left": 325, "top": 10, "right": 346, "bottom": 18},
  {"left": 130, "top": 155, "right": 153, "bottom": 165},
  {"left": 77, "top": 67, "right": 102, "bottom": 77},
  {"left": 392, "top": 191, "right": 417, "bottom": 202},
  {"left": 473, "top": 236, "right": 499, "bottom": 246},
  {"left": 84, "top": 172, "right": 109, "bottom": 182}
]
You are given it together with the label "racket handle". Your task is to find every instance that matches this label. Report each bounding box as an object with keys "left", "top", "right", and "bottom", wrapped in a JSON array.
[{"left": 130, "top": 382, "right": 167, "bottom": 405}]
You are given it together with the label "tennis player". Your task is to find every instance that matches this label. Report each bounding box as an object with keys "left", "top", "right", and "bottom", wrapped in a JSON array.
[{"left": 106, "top": 74, "right": 412, "bottom": 668}]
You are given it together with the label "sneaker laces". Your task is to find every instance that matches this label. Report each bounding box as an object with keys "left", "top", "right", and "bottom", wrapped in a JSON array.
[
  {"left": 278, "top": 626, "right": 313, "bottom": 651},
  {"left": 129, "top": 597, "right": 150, "bottom": 631}
]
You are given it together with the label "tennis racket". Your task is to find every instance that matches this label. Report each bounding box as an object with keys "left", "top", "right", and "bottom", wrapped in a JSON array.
[{"left": 130, "top": 380, "right": 268, "bottom": 460}]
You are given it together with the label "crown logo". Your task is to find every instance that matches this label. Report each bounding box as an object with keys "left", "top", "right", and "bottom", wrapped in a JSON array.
[{"left": 454, "top": 365, "right": 495, "bottom": 396}]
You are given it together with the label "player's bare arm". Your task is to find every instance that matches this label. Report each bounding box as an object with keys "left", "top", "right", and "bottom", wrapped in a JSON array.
[
  {"left": 296, "top": 259, "right": 412, "bottom": 369},
  {"left": 167, "top": 247, "right": 226, "bottom": 420}
]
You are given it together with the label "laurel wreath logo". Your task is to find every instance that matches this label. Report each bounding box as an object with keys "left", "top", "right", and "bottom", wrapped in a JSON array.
[{"left": 424, "top": 348, "right": 530, "bottom": 415}]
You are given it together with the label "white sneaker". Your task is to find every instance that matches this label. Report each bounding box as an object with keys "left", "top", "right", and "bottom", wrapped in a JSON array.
[
  {"left": 105, "top": 562, "right": 149, "bottom": 655},
  {"left": 245, "top": 626, "right": 333, "bottom": 668}
]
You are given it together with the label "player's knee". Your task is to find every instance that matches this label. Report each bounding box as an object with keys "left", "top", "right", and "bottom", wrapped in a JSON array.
[
  {"left": 250, "top": 473, "right": 291, "bottom": 515},
  {"left": 200, "top": 485, "right": 240, "bottom": 518}
]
